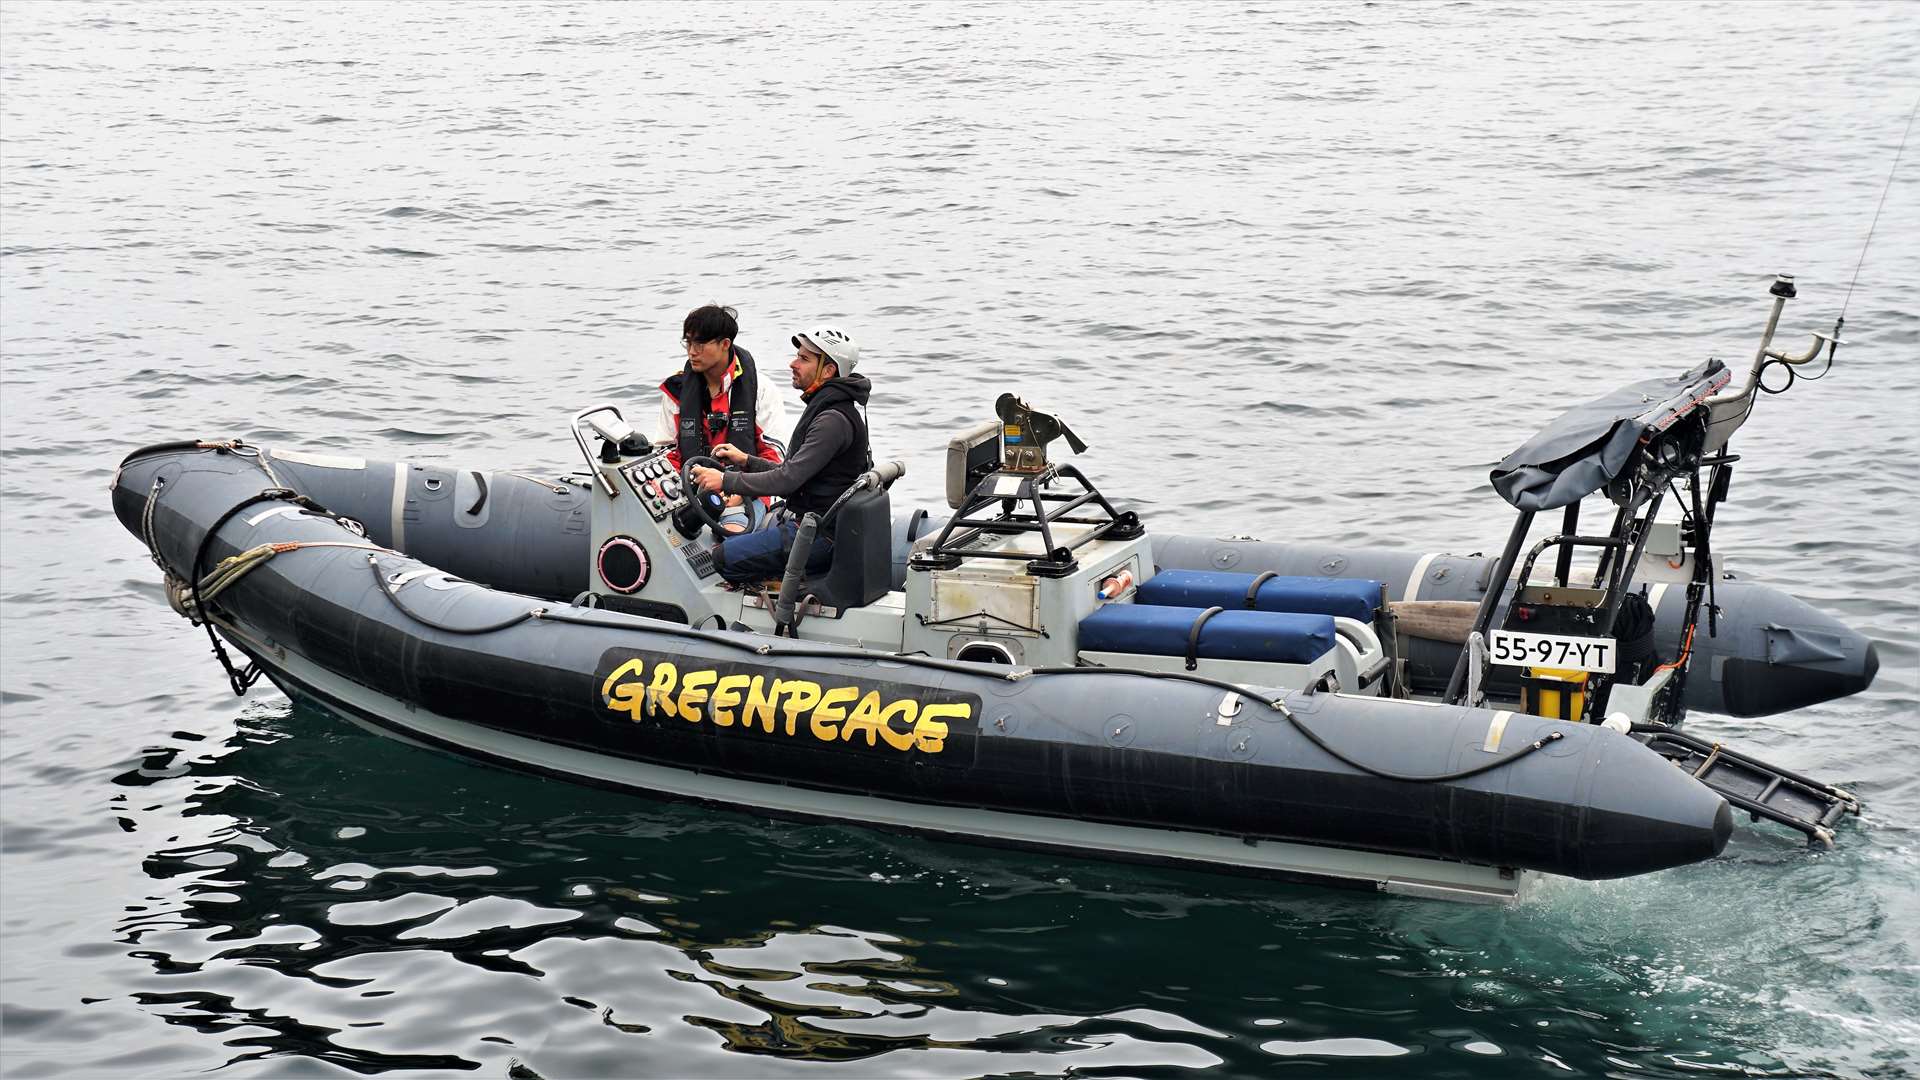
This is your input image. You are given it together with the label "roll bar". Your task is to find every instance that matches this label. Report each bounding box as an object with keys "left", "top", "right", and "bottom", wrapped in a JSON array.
[{"left": 570, "top": 404, "right": 631, "bottom": 496}]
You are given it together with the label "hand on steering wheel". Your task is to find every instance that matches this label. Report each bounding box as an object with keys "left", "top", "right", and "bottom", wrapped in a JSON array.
[{"left": 681, "top": 455, "right": 737, "bottom": 540}]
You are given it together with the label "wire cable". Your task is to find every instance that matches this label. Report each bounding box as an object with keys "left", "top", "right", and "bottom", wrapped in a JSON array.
[{"left": 1840, "top": 94, "right": 1917, "bottom": 321}]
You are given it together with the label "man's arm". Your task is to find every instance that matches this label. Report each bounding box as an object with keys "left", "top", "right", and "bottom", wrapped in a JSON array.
[{"left": 722, "top": 412, "right": 851, "bottom": 498}]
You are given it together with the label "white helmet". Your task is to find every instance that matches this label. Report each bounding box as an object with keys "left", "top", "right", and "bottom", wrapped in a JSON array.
[{"left": 792, "top": 325, "right": 860, "bottom": 375}]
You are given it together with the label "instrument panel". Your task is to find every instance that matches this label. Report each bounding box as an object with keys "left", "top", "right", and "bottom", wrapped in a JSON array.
[
  {"left": 622, "top": 451, "right": 685, "bottom": 521},
  {"left": 616, "top": 450, "right": 721, "bottom": 578}
]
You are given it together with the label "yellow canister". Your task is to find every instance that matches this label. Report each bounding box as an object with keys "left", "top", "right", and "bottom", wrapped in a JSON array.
[{"left": 1522, "top": 667, "right": 1589, "bottom": 722}]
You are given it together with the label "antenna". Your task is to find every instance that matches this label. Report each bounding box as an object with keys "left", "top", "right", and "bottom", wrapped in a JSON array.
[{"left": 1838, "top": 94, "right": 1918, "bottom": 327}]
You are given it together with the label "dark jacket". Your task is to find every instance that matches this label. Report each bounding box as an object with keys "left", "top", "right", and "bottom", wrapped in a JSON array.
[
  {"left": 723, "top": 374, "right": 871, "bottom": 516},
  {"left": 659, "top": 345, "right": 775, "bottom": 468}
]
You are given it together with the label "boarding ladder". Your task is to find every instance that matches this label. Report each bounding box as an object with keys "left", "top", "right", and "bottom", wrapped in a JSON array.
[{"left": 1633, "top": 728, "right": 1861, "bottom": 848}]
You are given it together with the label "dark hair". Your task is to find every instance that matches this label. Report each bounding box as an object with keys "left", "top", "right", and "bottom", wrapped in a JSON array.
[{"left": 682, "top": 304, "right": 738, "bottom": 345}]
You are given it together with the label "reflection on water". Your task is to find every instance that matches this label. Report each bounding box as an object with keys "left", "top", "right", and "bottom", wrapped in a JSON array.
[{"left": 88, "top": 699, "right": 1900, "bottom": 1077}]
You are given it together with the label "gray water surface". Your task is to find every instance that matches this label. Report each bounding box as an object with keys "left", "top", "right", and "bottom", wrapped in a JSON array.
[{"left": 3, "top": 3, "right": 1918, "bottom": 1077}]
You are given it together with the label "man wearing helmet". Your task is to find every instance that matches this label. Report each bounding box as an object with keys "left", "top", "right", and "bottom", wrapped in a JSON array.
[{"left": 689, "top": 325, "right": 872, "bottom": 583}]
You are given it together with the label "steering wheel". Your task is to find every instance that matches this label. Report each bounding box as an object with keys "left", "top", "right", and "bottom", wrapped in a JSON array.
[{"left": 680, "top": 455, "right": 736, "bottom": 540}]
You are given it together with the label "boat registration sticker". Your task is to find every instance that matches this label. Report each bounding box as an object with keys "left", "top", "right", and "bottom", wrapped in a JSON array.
[
  {"left": 597, "top": 649, "right": 979, "bottom": 755},
  {"left": 1487, "top": 630, "right": 1615, "bottom": 674}
]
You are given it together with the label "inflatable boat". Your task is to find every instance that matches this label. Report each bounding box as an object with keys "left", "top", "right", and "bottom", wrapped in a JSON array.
[{"left": 112, "top": 276, "right": 1869, "bottom": 902}]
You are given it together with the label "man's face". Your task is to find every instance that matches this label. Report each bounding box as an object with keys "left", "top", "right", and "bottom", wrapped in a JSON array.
[
  {"left": 685, "top": 336, "right": 730, "bottom": 375},
  {"left": 790, "top": 345, "right": 833, "bottom": 390}
]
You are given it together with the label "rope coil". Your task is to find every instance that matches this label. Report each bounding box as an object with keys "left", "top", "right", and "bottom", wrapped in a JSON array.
[{"left": 152, "top": 484, "right": 379, "bottom": 697}]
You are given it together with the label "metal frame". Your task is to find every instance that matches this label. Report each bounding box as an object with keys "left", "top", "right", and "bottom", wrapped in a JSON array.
[
  {"left": 570, "top": 403, "right": 629, "bottom": 497},
  {"left": 912, "top": 464, "right": 1142, "bottom": 577}
]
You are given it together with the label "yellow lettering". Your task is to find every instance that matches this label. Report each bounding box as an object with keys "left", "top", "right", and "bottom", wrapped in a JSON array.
[
  {"left": 741, "top": 675, "right": 778, "bottom": 733},
  {"left": 677, "top": 669, "right": 716, "bottom": 723},
  {"left": 778, "top": 680, "right": 822, "bottom": 736},
  {"left": 601, "top": 658, "right": 645, "bottom": 701},
  {"left": 608, "top": 681, "right": 647, "bottom": 721},
  {"left": 812, "top": 685, "right": 859, "bottom": 742},
  {"left": 916, "top": 702, "right": 970, "bottom": 754},
  {"left": 709, "top": 674, "right": 749, "bottom": 728},
  {"left": 915, "top": 718, "right": 950, "bottom": 753},
  {"left": 647, "top": 661, "right": 680, "bottom": 720},
  {"left": 840, "top": 690, "right": 887, "bottom": 747},
  {"left": 876, "top": 698, "right": 918, "bottom": 751},
  {"left": 600, "top": 659, "right": 971, "bottom": 756},
  {"left": 602, "top": 659, "right": 648, "bottom": 720}
]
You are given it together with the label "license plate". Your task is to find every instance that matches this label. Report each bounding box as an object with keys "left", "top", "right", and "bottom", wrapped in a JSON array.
[{"left": 1487, "top": 629, "right": 1616, "bottom": 674}]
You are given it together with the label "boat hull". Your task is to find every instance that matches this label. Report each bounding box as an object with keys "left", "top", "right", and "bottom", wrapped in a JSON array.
[
  {"left": 114, "top": 442, "right": 1733, "bottom": 888},
  {"left": 245, "top": 617, "right": 1530, "bottom": 902}
]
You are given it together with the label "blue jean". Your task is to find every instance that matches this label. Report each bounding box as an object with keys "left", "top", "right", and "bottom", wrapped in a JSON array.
[
  {"left": 716, "top": 519, "right": 835, "bottom": 583},
  {"left": 717, "top": 496, "right": 768, "bottom": 536}
]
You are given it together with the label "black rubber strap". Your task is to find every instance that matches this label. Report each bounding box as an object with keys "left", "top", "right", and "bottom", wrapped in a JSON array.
[
  {"left": 1185, "top": 605, "right": 1224, "bottom": 671},
  {"left": 466, "top": 471, "right": 488, "bottom": 516},
  {"left": 119, "top": 439, "right": 215, "bottom": 468},
  {"left": 1245, "top": 570, "right": 1278, "bottom": 609}
]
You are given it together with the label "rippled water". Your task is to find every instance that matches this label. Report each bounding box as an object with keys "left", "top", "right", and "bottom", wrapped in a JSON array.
[{"left": 4, "top": 2, "right": 1918, "bottom": 1076}]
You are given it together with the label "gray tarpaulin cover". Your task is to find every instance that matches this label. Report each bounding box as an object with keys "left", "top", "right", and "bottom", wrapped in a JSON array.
[{"left": 1489, "top": 359, "right": 1730, "bottom": 512}]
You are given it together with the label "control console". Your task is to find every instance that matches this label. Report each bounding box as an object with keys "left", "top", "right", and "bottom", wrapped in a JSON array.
[
  {"left": 572, "top": 403, "right": 739, "bottom": 616},
  {"left": 621, "top": 449, "right": 686, "bottom": 521}
]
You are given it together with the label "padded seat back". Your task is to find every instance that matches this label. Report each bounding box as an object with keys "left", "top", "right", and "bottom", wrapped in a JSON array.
[
  {"left": 1137, "top": 568, "right": 1383, "bottom": 623},
  {"left": 1079, "top": 603, "right": 1337, "bottom": 665},
  {"left": 806, "top": 486, "right": 892, "bottom": 609}
]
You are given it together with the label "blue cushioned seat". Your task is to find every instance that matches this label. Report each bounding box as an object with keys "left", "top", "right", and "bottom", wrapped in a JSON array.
[
  {"left": 1136, "top": 569, "right": 1383, "bottom": 623},
  {"left": 1079, "top": 604, "right": 1337, "bottom": 664}
]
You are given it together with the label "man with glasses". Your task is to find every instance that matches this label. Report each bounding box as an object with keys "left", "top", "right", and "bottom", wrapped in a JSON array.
[
  {"left": 654, "top": 305, "right": 787, "bottom": 533},
  {"left": 690, "top": 325, "right": 872, "bottom": 584},
  {"left": 653, "top": 304, "right": 787, "bottom": 471}
]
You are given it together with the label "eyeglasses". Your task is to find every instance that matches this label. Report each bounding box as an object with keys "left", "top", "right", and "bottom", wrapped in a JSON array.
[{"left": 681, "top": 337, "right": 711, "bottom": 350}]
